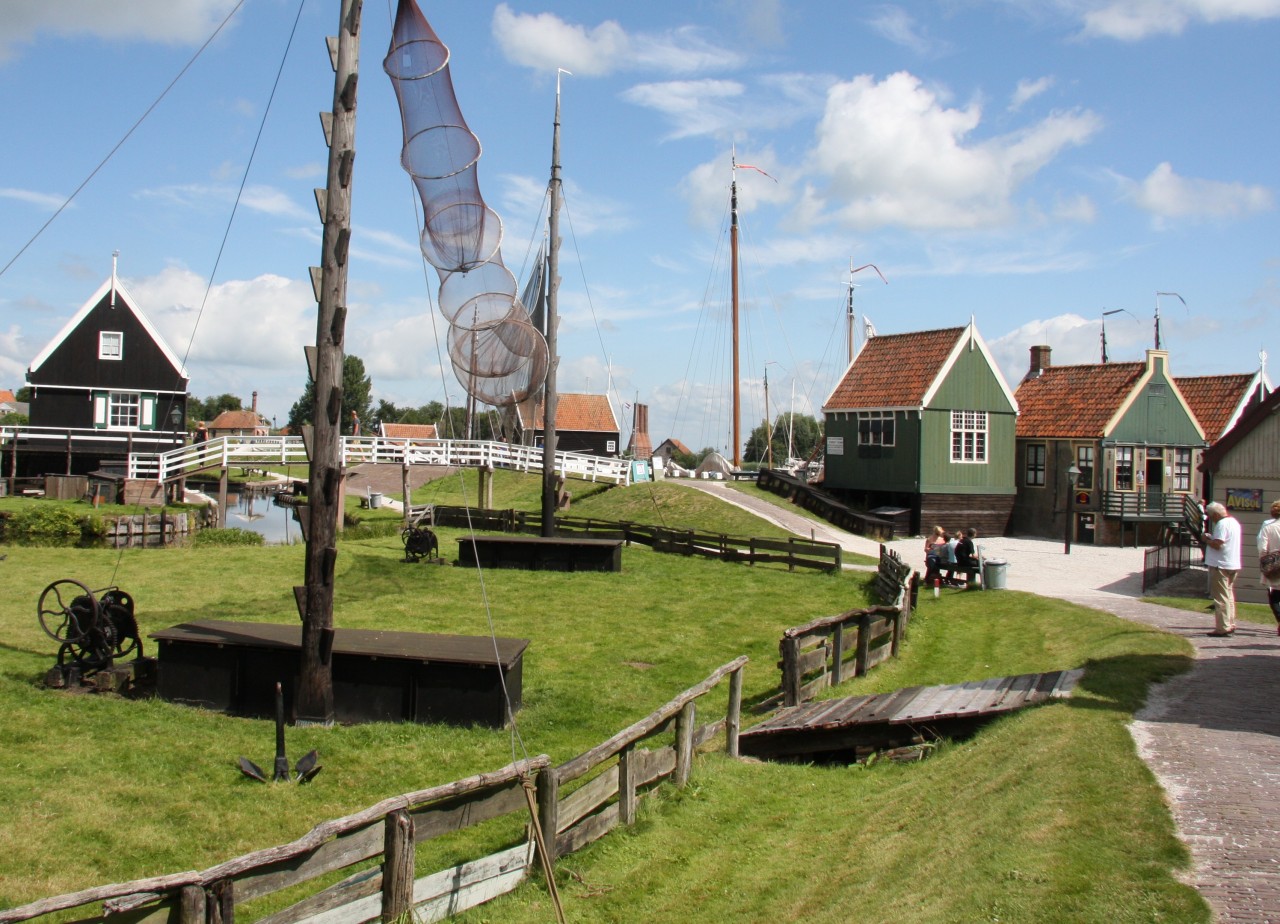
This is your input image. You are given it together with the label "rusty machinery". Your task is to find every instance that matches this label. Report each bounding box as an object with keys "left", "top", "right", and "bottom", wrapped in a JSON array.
[
  {"left": 401, "top": 525, "right": 439, "bottom": 563},
  {"left": 37, "top": 579, "right": 143, "bottom": 681}
]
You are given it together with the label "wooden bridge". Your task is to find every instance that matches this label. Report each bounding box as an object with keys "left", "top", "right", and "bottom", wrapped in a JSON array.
[
  {"left": 740, "top": 669, "right": 1083, "bottom": 763},
  {"left": 123, "top": 434, "right": 633, "bottom": 485}
]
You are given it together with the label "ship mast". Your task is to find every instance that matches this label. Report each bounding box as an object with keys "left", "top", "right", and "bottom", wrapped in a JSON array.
[
  {"left": 540, "top": 71, "right": 566, "bottom": 536},
  {"left": 730, "top": 156, "right": 742, "bottom": 468}
]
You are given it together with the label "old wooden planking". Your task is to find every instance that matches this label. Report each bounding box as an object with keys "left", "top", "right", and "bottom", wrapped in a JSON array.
[{"left": 254, "top": 867, "right": 381, "bottom": 924}]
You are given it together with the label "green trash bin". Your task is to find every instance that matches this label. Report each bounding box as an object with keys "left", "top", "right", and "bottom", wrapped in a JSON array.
[{"left": 983, "top": 558, "right": 1009, "bottom": 589}]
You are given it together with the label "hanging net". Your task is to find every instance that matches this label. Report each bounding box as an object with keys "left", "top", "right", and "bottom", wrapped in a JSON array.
[{"left": 384, "top": 0, "right": 548, "bottom": 408}]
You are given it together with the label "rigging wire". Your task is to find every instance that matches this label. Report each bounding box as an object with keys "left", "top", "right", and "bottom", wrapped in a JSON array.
[{"left": 0, "top": 0, "right": 248, "bottom": 283}]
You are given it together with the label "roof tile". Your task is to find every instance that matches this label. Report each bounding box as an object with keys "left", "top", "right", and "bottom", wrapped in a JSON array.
[
  {"left": 1014, "top": 363, "right": 1143, "bottom": 438},
  {"left": 824, "top": 328, "right": 965, "bottom": 410},
  {"left": 1175, "top": 375, "right": 1253, "bottom": 442}
]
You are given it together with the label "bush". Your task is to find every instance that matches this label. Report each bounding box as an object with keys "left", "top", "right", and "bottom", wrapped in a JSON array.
[
  {"left": 193, "top": 527, "right": 265, "bottom": 547},
  {"left": 6, "top": 505, "right": 84, "bottom": 545}
]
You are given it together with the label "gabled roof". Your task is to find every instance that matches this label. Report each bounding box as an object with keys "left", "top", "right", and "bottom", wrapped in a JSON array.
[
  {"left": 656, "top": 437, "right": 692, "bottom": 456},
  {"left": 381, "top": 422, "right": 438, "bottom": 439},
  {"left": 518, "top": 392, "right": 619, "bottom": 433},
  {"left": 1200, "top": 385, "right": 1280, "bottom": 472},
  {"left": 1176, "top": 369, "right": 1270, "bottom": 442},
  {"left": 1016, "top": 362, "right": 1145, "bottom": 438},
  {"left": 27, "top": 277, "right": 188, "bottom": 379},
  {"left": 822, "top": 321, "right": 1017, "bottom": 413},
  {"left": 208, "top": 410, "right": 268, "bottom": 431}
]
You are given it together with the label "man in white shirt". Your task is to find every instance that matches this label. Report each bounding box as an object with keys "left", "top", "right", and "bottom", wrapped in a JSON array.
[{"left": 1204, "top": 501, "right": 1242, "bottom": 636}]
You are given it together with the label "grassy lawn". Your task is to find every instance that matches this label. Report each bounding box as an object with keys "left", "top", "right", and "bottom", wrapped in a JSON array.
[
  {"left": 1143, "top": 594, "right": 1274, "bottom": 627},
  {"left": 0, "top": 478, "right": 1208, "bottom": 922}
]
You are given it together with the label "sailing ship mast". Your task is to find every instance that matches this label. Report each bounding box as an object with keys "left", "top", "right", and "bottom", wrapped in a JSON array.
[
  {"left": 730, "top": 156, "right": 742, "bottom": 469},
  {"left": 540, "top": 71, "right": 566, "bottom": 536},
  {"left": 846, "top": 260, "right": 888, "bottom": 364}
]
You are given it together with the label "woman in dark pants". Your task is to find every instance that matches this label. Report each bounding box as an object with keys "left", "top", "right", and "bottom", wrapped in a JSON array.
[{"left": 1258, "top": 500, "right": 1280, "bottom": 634}]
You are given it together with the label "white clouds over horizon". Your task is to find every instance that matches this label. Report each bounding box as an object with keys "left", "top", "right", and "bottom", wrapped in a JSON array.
[
  {"left": 1128, "top": 162, "right": 1274, "bottom": 224},
  {"left": 1079, "top": 0, "right": 1280, "bottom": 40},
  {"left": 807, "top": 72, "right": 1102, "bottom": 230},
  {"left": 491, "top": 3, "right": 743, "bottom": 77},
  {"left": 0, "top": 0, "right": 239, "bottom": 62}
]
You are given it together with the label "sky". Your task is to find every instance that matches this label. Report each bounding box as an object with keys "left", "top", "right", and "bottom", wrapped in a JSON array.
[{"left": 1, "top": 0, "right": 1276, "bottom": 456}]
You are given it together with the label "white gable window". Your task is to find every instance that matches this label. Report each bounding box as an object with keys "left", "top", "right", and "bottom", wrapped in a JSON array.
[
  {"left": 951, "top": 410, "right": 988, "bottom": 463},
  {"left": 99, "top": 331, "right": 123, "bottom": 360},
  {"left": 856, "top": 410, "right": 895, "bottom": 446}
]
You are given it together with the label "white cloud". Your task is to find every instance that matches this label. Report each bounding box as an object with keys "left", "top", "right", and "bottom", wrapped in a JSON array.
[
  {"left": 807, "top": 71, "right": 1101, "bottom": 230},
  {"left": 0, "top": 187, "right": 70, "bottom": 211},
  {"left": 1010, "top": 76, "right": 1055, "bottom": 111},
  {"left": 491, "top": 4, "right": 744, "bottom": 77},
  {"left": 866, "top": 6, "right": 949, "bottom": 56},
  {"left": 137, "top": 183, "right": 311, "bottom": 221},
  {"left": 988, "top": 313, "right": 1109, "bottom": 384},
  {"left": 1080, "top": 0, "right": 1280, "bottom": 40},
  {"left": 1130, "top": 162, "right": 1274, "bottom": 223},
  {"left": 623, "top": 73, "right": 831, "bottom": 141},
  {"left": 680, "top": 153, "right": 792, "bottom": 229},
  {"left": 1, "top": 0, "right": 240, "bottom": 62}
]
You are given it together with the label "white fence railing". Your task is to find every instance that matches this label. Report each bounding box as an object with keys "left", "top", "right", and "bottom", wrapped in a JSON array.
[{"left": 120, "top": 435, "right": 631, "bottom": 485}]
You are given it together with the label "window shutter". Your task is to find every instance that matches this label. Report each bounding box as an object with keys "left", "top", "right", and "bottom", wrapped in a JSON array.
[
  {"left": 92, "top": 392, "right": 108, "bottom": 429},
  {"left": 140, "top": 394, "right": 157, "bottom": 430}
]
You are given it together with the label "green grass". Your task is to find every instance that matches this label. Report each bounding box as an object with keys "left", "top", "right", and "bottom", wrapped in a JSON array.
[
  {"left": 1143, "top": 594, "right": 1274, "bottom": 627},
  {"left": 0, "top": 482, "right": 1209, "bottom": 923}
]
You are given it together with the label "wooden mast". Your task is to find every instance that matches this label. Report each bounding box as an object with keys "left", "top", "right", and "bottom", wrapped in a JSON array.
[
  {"left": 540, "top": 71, "right": 565, "bottom": 537},
  {"left": 296, "top": 0, "right": 361, "bottom": 725},
  {"left": 730, "top": 157, "right": 741, "bottom": 469}
]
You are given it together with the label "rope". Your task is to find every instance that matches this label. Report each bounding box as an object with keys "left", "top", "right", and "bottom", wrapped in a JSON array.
[{"left": 521, "top": 775, "right": 567, "bottom": 924}]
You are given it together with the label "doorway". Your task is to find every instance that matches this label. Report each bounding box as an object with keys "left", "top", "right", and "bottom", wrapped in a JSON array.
[{"left": 1144, "top": 449, "right": 1164, "bottom": 513}]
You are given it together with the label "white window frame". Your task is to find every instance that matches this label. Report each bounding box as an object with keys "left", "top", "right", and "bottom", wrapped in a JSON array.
[
  {"left": 1114, "top": 446, "right": 1135, "bottom": 491},
  {"left": 109, "top": 392, "right": 141, "bottom": 429},
  {"left": 99, "top": 331, "right": 123, "bottom": 360},
  {"left": 1076, "top": 445, "right": 1095, "bottom": 491},
  {"left": 950, "top": 410, "right": 988, "bottom": 463},
  {"left": 856, "top": 410, "right": 895, "bottom": 447},
  {"left": 1174, "top": 447, "right": 1192, "bottom": 492}
]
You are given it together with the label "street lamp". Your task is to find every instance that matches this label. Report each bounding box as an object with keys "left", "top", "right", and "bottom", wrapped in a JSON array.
[{"left": 1065, "top": 463, "right": 1081, "bottom": 555}]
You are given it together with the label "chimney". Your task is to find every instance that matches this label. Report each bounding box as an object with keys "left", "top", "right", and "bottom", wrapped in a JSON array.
[
  {"left": 1028, "top": 345, "right": 1052, "bottom": 379},
  {"left": 252, "top": 391, "right": 258, "bottom": 413}
]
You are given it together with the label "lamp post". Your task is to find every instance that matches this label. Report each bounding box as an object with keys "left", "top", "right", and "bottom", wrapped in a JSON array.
[{"left": 1065, "top": 463, "right": 1081, "bottom": 555}]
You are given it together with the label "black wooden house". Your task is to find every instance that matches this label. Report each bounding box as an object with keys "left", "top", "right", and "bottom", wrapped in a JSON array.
[{"left": 20, "top": 277, "right": 189, "bottom": 478}]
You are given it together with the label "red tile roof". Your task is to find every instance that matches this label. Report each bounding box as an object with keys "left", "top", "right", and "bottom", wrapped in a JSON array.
[
  {"left": 1014, "top": 362, "right": 1144, "bottom": 438},
  {"left": 525, "top": 393, "right": 618, "bottom": 432},
  {"left": 381, "top": 423, "right": 438, "bottom": 439},
  {"left": 656, "top": 438, "right": 692, "bottom": 456},
  {"left": 824, "top": 328, "right": 965, "bottom": 410},
  {"left": 0, "top": 389, "right": 16, "bottom": 404},
  {"left": 208, "top": 410, "right": 269, "bottom": 432},
  {"left": 1175, "top": 375, "right": 1254, "bottom": 442}
]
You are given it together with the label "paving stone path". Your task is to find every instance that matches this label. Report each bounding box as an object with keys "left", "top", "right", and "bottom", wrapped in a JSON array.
[{"left": 678, "top": 479, "right": 1280, "bottom": 922}]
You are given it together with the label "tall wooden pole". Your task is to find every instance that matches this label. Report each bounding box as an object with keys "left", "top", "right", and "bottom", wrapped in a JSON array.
[
  {"left": 297, "top": 0, "right": 361, "bottom": 725},
  {"left": 730, "top": 166, "right": 741, "bottom": 469},
  {"left": 540, "top": 73, "right": 564, "bottom": 537}
]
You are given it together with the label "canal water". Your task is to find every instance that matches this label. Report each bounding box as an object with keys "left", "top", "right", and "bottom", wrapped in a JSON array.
[{"left": 188, "top": 481, "right": 302, "bottom": 545}]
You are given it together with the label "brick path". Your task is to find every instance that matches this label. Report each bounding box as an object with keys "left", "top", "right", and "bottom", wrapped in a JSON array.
[{"left": 677, "top": 479, "right": 1280, "bottom": 922}]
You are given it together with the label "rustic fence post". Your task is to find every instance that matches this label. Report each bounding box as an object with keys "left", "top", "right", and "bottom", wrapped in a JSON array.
[
  {"left": 675, "top": 700, "right": 696, "bottom": 787},
  {"left": 381, "top": 809, "right": 414, "bottom": 922},
  {"left": 726, "top": 665, "right": 743, "bottom": 758},
  {"left": 536, "top": 767, "right": 560, "bottom": 867},
  {"left": 831, "top": 622, "right": 844, "bottom": 686},
  {"left": 855, "top": 613, "right": 872, "bottom": 676},
  {"left": 206, "top": 879, "right": 233, "bottom": 924},
  {"left": 781, "top": 636, "right": 802, "bottom": 707},
  {"left": 179, "top": 885, "right": 205, "bottom": 924},
  {"left": 618, "top": 744, "right": 637, "bottom": 825}
]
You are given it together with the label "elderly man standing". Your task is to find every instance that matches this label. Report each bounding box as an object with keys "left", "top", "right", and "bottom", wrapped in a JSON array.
[{"left": 1204, "top": 501, "right": 1242, "bottom": 636}]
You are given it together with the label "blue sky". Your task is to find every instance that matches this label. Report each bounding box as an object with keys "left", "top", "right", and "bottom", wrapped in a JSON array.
[{"left": 1, "top": 0, "right": 1275, "bottom": 454}]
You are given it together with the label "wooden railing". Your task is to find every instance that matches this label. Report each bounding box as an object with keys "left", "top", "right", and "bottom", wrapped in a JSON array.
[
  {"left": 777, "top": 547, "right": 915, "bottom": 707},
  {"left": 1100, "top": 490, "right": 1193, "bottom": 520},
  {"left": 0, "top": 658, "right": 746, "bottom": 924},
  {"left": 755, "top": 468, "right": 896, "bottom": 540},
  {"left": 118, "top": 435, "right": 632, "bottom": 486},
  {"left": 424, "top": 506, "right": 845, "bottom": 572}
]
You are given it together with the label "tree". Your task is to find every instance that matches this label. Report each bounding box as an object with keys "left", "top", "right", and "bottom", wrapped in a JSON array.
[
  {"left": 287, "top": 354, "right": 373, "bottom": 435},
  {"left": 743, "top": 413, "right": 823, "bottom": 465},
  {"left": 187, "top": 393, "right": 243, "bottom": 426}
]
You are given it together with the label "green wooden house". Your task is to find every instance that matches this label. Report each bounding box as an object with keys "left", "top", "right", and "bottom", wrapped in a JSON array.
[
  {"left": 821, "top": 321, "right": 1019, "bottom": 537},
  {"left": 1012, "top": 346, "right": 1207, "bottom": 546}
]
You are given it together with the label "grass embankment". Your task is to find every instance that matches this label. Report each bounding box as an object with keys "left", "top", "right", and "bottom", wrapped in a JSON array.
[{"left": 0, "top": 476, "right": 1207, "bottom": 922}]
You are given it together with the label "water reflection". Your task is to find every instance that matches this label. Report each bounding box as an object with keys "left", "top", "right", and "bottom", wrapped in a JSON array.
[{"left": 226, "top": 487, "right": 301, "bottom": 545}]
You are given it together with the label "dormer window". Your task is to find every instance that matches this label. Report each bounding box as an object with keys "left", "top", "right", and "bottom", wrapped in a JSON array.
[{"left": 99, "top": 331, "right": 123, "bottom": 360}]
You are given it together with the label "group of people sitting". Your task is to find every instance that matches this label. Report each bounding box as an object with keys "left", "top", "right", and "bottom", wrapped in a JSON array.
[{"left": 923, "top": 525, "right": 980, "bottom": 587}]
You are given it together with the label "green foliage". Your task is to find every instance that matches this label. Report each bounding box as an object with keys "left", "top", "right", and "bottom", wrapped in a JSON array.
[
  {"left": 187, "top": 393, "right": 244, "bottom": 425},
  {"left": 287, "top": 354, "right": 374, "bottom": 435},
  {"left": 0, "top": 412, "right": 28, "bottom": 425},
  {"left": 744, "top": 412, "right": 822, "bottom": 464},
  {"left": 192, "top": 527, "right": 265, "bottom": 547},
  {"left": 4, "top": 504, "right": 86, "bottom": 545}
]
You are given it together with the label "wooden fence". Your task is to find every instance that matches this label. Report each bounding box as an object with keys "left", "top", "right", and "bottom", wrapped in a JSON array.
[
  {"left": 421, "top": 506, "right": 844, "bottom": 573},
  {"left": 778, "top": 546, "right": 916, "bottom": 708},
  {"left": 755, "top": 469, "right": 896, "bottom": 540},
  {"left": 0, "top": 658, "right": 746, "bottom": 924}
]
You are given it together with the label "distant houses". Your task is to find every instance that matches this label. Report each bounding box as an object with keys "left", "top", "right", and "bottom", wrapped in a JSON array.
[{"left": 512, "top": 392, "right": 621, "bottom": 457}]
